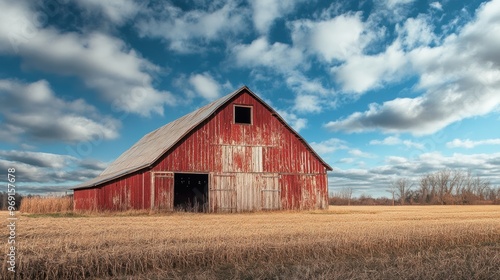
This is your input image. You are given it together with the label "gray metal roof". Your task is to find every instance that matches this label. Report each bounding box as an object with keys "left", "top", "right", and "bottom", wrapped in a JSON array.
[{"left": 73, "top": 86, "right": 332, "bottom": 190}]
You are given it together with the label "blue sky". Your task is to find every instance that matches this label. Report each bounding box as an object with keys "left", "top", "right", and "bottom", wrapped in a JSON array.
[{"left": 0, "top": 0, "right": 499, "bottom": 197}]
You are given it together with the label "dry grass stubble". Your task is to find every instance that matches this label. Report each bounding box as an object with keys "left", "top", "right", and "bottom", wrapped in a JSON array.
[{"left": 1, "top": 206, "right": 499, "bottom": 279}]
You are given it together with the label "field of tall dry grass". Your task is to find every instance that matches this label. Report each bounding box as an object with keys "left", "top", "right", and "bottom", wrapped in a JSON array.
[
  {"left": 19, "top": 196, "right": 73, "bottom": 214},
  {"left": 1, "top": 205, "right": 500, "bottom": 279}
]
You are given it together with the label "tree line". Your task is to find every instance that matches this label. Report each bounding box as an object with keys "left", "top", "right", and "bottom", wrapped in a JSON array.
[
  {"left": 0, "top": 192, "right": 23, "bottom": 210},
  {"left": 330, "top": 169, "right": 500, "bottom": 205}
]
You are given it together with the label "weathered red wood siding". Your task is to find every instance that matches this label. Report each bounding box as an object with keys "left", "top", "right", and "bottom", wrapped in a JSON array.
[
  {"left": 74, "top": 89, "right": 329, "bottom": 212},
  {"left": 74, "top": 172, "right": 150, "bottom": 211},
  {"left": 73, "top": 187, "right": 99, "bottom": 211}
]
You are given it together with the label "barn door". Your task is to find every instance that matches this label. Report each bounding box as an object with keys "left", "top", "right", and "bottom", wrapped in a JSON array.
[
  {"left": 151, "top": 172, "right": 174, "bottom": 210},
  {"left": 210, "top": 174, "right": 237, "bottom": 212},
  {"left": 261, "top": 174, "right": 280, "bottom": 210}
]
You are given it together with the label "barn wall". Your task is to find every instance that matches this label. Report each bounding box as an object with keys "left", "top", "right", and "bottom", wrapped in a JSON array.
[
  {"left": 75, "top": 90, "right": 329, "bottom": 212},
  {"left": 73, "top": 188, "right": 98, "bottom": 211},
  {"left": 151, "top": 172, "right": 174, "bottom": 210},
  {"left": 74, "top": 171, "right": 150, "bottom": 211}
]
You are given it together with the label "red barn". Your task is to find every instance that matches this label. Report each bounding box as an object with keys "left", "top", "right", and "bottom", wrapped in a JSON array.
[{"left": 73, "top": 86, "right": 332, "bottom": 212}]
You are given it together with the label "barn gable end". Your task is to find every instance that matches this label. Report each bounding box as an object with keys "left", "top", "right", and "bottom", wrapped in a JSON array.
[{"left": 73, "top": 86, "right": 331, "bottom": 212}]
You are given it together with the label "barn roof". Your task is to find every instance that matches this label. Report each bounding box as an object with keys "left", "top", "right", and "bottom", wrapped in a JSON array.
[{"left": 73, "top": 86, "right": 332, "bottom": 190}]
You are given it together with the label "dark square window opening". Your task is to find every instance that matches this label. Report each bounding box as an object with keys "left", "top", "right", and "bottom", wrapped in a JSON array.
[{"left": 234, "top": 105, "right": 252, "bottom": 124}]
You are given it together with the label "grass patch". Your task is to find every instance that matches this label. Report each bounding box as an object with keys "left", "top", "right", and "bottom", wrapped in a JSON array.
[
  {"left": 23, "top": 212, "right": 86, "bottom": 218},
  {"left": 308, "top": 209, "right": 379, "bottom": 215}
]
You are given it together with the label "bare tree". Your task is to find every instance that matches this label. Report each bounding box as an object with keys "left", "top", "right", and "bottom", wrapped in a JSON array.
[
  {"left": 419, "top": 175, "right": 431, "bottom": 204},
  {"left": 386, "top": 185, "right": 396, "bottom": 206},
  {"left": 392, "top": 178, "right": 413, "bottom": 205},
  {"left": 329, "top": 187, "right": 354, "bottom": 205},
  {"left": 435, "top": 169, "right": 451, "bottom": 204},
  {"left": 340, "top": 187, "right": 353, "bottom": 206},
  {"left": 427, "top": 173, "right": 439, "bottom": 204},
  {"left": 416, "top": 169, "right": 496, "bottom": 205},
  {"left": 486, "top": 186, "right": 499, "bottom": 202}
]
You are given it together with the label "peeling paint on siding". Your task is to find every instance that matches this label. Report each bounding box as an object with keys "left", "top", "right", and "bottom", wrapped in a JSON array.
[{"left": 151, "top": 172, "right": 174, "bottom": 210}]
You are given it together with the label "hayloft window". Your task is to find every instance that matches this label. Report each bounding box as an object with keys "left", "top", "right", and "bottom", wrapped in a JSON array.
[{"left": 234, "top": 105, "right": 252, "bottom": 124}]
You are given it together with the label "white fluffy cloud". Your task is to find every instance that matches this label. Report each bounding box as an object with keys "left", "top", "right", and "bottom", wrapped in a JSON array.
[
  {"left": 326, "top": 0, "right": 500, "bottom": 135},
  {"left": 0, "top": 150, "right": 75, "bottom": 169},
  {"left": 285, "top": 73, "right": 335, "bottom": 112},
  {"left": 291, "top": 13, "right": 367, "bottom": 62},
  {"left": 233, "top": 37, "right": 336, "bottom": 114},
  {"left": 275, "top": 109, "right": 307, "bottom": 132},
  {"left": 136, "top": 1, "right": 245, "bottom": 53},
  {"left": 285, "top": 73, "right": 330, "bottom": 96},
  {"left": 0, "top": 150, "right": 108, "bottom": 193},
  {"left": 233, "top": 37, "right": 304, "bottom": 73},
  {"left": 385, "top": 0, "right": 416, "bottom": 8},
  {"left": 0, "top": 79, "right": 120, "bottom": 143},
  {"left": 74, "top": 0, "right": 142, "bottom": 25},
  {"left": 370, "top": 136, "right": 401, "bottom": 146},
  {"left": 293, "top": 94, "right": 322, "bottom": 113},
  {"left": 325, "top": 86, "right": 499, "bottom": 136},
  {"left": 331, "top": 41, "right": 408, "bottom": 93},
  {"left": 314, "top": 9, "right": 412, "bottom": 94},
  {"left": 0, "top": 1, "right": 174, "bottom": 117},
  {"left": 430, "top": 2, "right": 443, "bottom": 10},
  {"left": 189, "top": 73, "right": 222, "bottom": 101},
  {"left": 250, "top": 0, "right": 304, "bottom": 34},
  {"left": 397, "top": 15, "right": 437, "bottom": 49},
  {"left": 349, "top": 149, "right": 376, "bottom": 158},
  {"left": 447, "top": 138, "right": 500, "bottom": 149},
  {"left": 370, "top": 136, "right": 425, "bottom": 150},
  {"left": 310, "top": 138, "right": 348, "bottom": 155},
  {"left": 377, "top": 0, "right": 417, "bottom": 22}
]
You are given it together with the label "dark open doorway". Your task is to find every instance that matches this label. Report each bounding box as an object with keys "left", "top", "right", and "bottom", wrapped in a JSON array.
[{"left": 174, "top": 173, "right": 208, "bottom": 212}]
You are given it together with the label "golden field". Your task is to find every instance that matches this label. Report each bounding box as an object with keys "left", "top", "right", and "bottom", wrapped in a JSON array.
[{"left": 2, "top": 206, "right": 500, "bottom": 279}]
